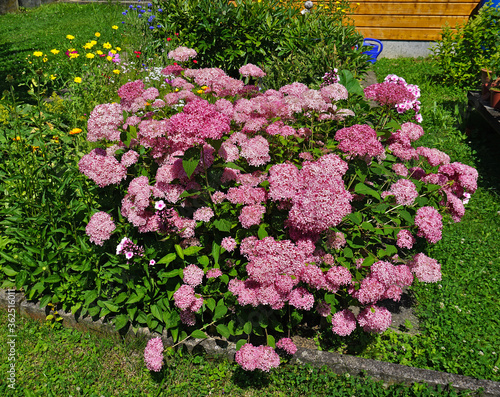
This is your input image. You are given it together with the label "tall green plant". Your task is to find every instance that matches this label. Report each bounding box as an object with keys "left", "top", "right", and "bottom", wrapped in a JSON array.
[{"left": 431, "top": 2, "right": 500, "bottom": 87}]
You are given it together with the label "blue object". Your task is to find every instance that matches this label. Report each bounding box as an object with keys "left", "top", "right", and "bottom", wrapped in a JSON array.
[
  {"left": 480, "top": 0, "right": 500, "bottom": 7},
  {"left": 362, "top": 38, "right": 383, "bottom": 64}
]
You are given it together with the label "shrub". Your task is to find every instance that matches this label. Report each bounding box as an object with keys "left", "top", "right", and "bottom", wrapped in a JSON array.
[
  {"left": 131, "top": 0, "right": 369, "bottom": 85},
  {"left": 431, "top": 2, "right": 500, "bottom": 87},
  {"left": 14, "top": 50, "right": 472, "bottom": 373}
]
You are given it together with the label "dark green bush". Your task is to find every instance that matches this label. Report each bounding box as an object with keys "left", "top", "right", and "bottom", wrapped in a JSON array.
[{"left": 152, "top": 0, "right": 369, "bottom": 84}]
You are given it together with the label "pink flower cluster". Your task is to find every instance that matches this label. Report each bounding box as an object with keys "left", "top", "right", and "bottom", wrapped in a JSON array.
[
  {"left": 87, "top": 103, "right": 123, "bottom": 142},
  {"left": 144, "top": 337, "right": 164, "bottom": 372},
  {"left": 414, "top": 206, "right": 443, "bottom": 243},
  {"left": 335, "top": 124, "right": 384, "bottom": 159},
  {"left": 269, "top": 154, "right": 352, "bottom": 236},
  {"left": 275, "top": 338, "right": 297, "bottom": 355},
  {"left": 167, "top": 46, "right": 197, "bottom": 62},
  {"left": 85, "top": 212, "right": 115, "bottom": 246},
  {"left": 78, "top": 148, "right": 127, "bottom": 187},
  {"left": 235, "top": 343, "right": 280, "bottom": 372},
  {"left": 116, "top": 237, "right": 144, "bottom": 260},
  {"left": 383, "top": 179, "right": 419, "bottom": 206},
  {"left": 352, "top": 261, "right": 413, "bottom": 304},
  {"left": 239, "top": 63, "right": 266, "bottom": 78}
]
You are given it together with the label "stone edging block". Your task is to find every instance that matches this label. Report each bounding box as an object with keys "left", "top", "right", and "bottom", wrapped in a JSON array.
[{"left": 1, "top": 289, "right": 499, "bottom": 396}]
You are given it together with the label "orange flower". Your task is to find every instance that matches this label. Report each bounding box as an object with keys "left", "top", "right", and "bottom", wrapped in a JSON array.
[{"left": 69, "top": 128, "right": 82, "bottom": 135}]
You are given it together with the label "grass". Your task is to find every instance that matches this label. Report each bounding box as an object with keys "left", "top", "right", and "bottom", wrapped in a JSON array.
[
  {"left": 0, "top": 308, "right": 478, "bottom": 396},
  {"left": 0, "top": 2, "right": 124, "bottom": 101},
  {"left": 357, "top": 58, "right": 500, "bottom": 381},
  {"left": 0, "top": 3, "right": 499, "bottom": 394}
]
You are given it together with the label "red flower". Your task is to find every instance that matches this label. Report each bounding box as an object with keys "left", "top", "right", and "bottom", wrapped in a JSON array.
[
  {"left": 175, "top": 33, "right": 179, "bottom": 36},
  {"left": 173, "top": 62, "right": 177, "bottom": 66},
  {"left": 167, "top": 37, "right": 172, "bottom": 42},
  {"left": 134, "top": 51, "right": 141, "bottom": 55},
  {"left": 193, "top": 60, "right": 197, "bottom": 64}
]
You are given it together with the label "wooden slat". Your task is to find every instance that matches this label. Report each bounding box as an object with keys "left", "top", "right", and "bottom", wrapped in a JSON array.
[
  {"left": 352, "top": 15, "right": 469, "bottom": 28},
  {"left": 349, "top": 2, "right": 478, "bottom": 16},
  {"left": 356, "top": 27, "right": 445, "bottom": 41}
]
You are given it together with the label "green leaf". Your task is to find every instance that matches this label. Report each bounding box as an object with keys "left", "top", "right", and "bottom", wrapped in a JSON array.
[
  {"left": 103, "top": 301, "right": 120, "bottom": 312},
  {"left": 361, "top": 221, "right": 375, "bottom": 231},
  {"left": 348, "top": 213, "right": 362, "bottom": 225},
  {"left": 386, "top": 119, "right": 402, "bottom": 131},
  {"left": 213, "top": 304, "right": 227, "bottom": 321},
  {"left": 339, "top": 69, "right": 364, "bottom": 96},
  {"left": 343, "top": 247, "right": 353, "bottom": 258},
  {"left": 216, "top": 324, "right": 231, "bottom": 339},
  {"left": 243, "top": 321, "right": 252, "bottom": 334},
  {"left": 157, "top": 253, "right": 177, "bottom": 265},
  {"left": 2, "top": 266, "right": 18, "bottom": 277},
  {"left": 15, "top": 270, "right": 28, "bottom": 289},
  {"left": 174, "top": 244, "right": 184, "bottom": 260},
  {"left": 355, "top": 182, "right": 381, "bottom": 200},
  {"left": 399, "top": 209, "right": 414, "bottom": 225},
  {"left": 39, "top": 295, "right": 51, "bottom": 308},
  {"left": 267, "top": 334, "right": 276, "bottom": 348},
  {"left": 213, "top": 219, "right": 232, "bottom": 232},
  {"left": 191, "top": 330, "right": 208, "bottom": 339},
  {"left": 236, "top": 339, "right": 247, "bottom": 351},
  {"left": 183, "top": 245, "right": 203, "bottom": 256},
  {"left": 44, "top": 274, "right": 61, "bottom": 283},
  {"left": 197, "top": 255, "right": 210, "bottom": 266},
  {"left": 84, "top": 290, "right": 98, "bottom": 306},
  {"left": 182, "top": 148, "right": 200, "bottom": 179},
  {"left": 258, "top": 223, "right": 268, "bottom": 239},
  {"left": 114, "top": 314, "right": 129, "bottom": 331},
  {"left": 206, "top": 298, "right": 216, "bottom": 312},
  {"left": 212, "top": 241, "right": 220, "bottom": 265},
  {"left": 151, "top": 304, "right": 163, "bottom": 321}
]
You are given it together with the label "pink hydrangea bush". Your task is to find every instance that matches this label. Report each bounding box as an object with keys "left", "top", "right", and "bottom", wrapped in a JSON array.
[{"left": 79, "top": 47, "right": 478, "bottom": 373}]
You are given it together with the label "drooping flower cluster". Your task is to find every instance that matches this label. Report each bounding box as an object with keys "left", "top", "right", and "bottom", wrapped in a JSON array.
[{"left": 235, "top": 343, "right": 281, "bottom": 372}]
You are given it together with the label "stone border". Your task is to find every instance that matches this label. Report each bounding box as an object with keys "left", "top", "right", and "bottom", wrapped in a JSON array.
[{"left": 1, "top": 289, "right": 499, "bottom": 396}]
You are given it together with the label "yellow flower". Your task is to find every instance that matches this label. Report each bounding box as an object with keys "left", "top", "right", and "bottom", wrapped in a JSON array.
[
  {"left": 96, "top": 50, "right": 103, "bottom": 55},
  {"left": 74, "top": 77, "right": 82, "bottom": 83},
  {"left": 90, "top": 40, "right": 97, "bottom": 45},
  {"left": 112, "top": 69, "right": 120, "bottom": 74},
  {"left": 197, "top": 89, "right": 203, "bottom": 94},
  {"left": 201, "top": 86, "right": 208, "bottom": 90},
  {"left": 69, "top": 128, "right": 82, "bottom": 135},
  {"left": 69, "top": 53, "right": 79, "bottom": 59},
  {"left": 33, "top": 51, "right": 43, "bottom": 57},
  {"left": 68, "top": 48, "right": 76, "bottom": 52},
  {"left": 43, "top": 57, "right": 48, "bottom": 62},
  {"left": 110, "top": 49, "right": 117, "bottom": 54},
  {"left": 50, "top": 74, "right": 57, "bottom": 80},
  {"left": 66, "top": 35, "right": 75, "bottom": 40},
  {"left": 86, "top": 53, "right": 95, "bottom": 59},
  {"left": 112, "top": 25, "right": 118, "bottom": 30},
  {"left": 103, "top": 42, "right": 112, "bottom": 49},
  {"left": 83, "top": 43, "right": 93, "bottom": 49},
  {"left": 106, "top": 55, "right": 113, "bottom": 61},
  {"left": 95, "top": 32, "right": 101, "bottom": 37},
  {"left": 174, "top": 88, "right": 180, "bottom": 92},
  {"left": 50, "top": 49, "right": 60, "bottom": 55},
  {"left": 13, "top": 136, "right": 20, "bottom": 141},
  {"left": 32, "top": 146, "right": 39, "bottom": 152},
  {"left": 116, "top": 47, "right": 121, "bottom": 51}
]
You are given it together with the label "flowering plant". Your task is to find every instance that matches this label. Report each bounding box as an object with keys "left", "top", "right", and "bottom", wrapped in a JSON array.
[{"left": 79, "top": 48, "right": 477, "bottom": 372}]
